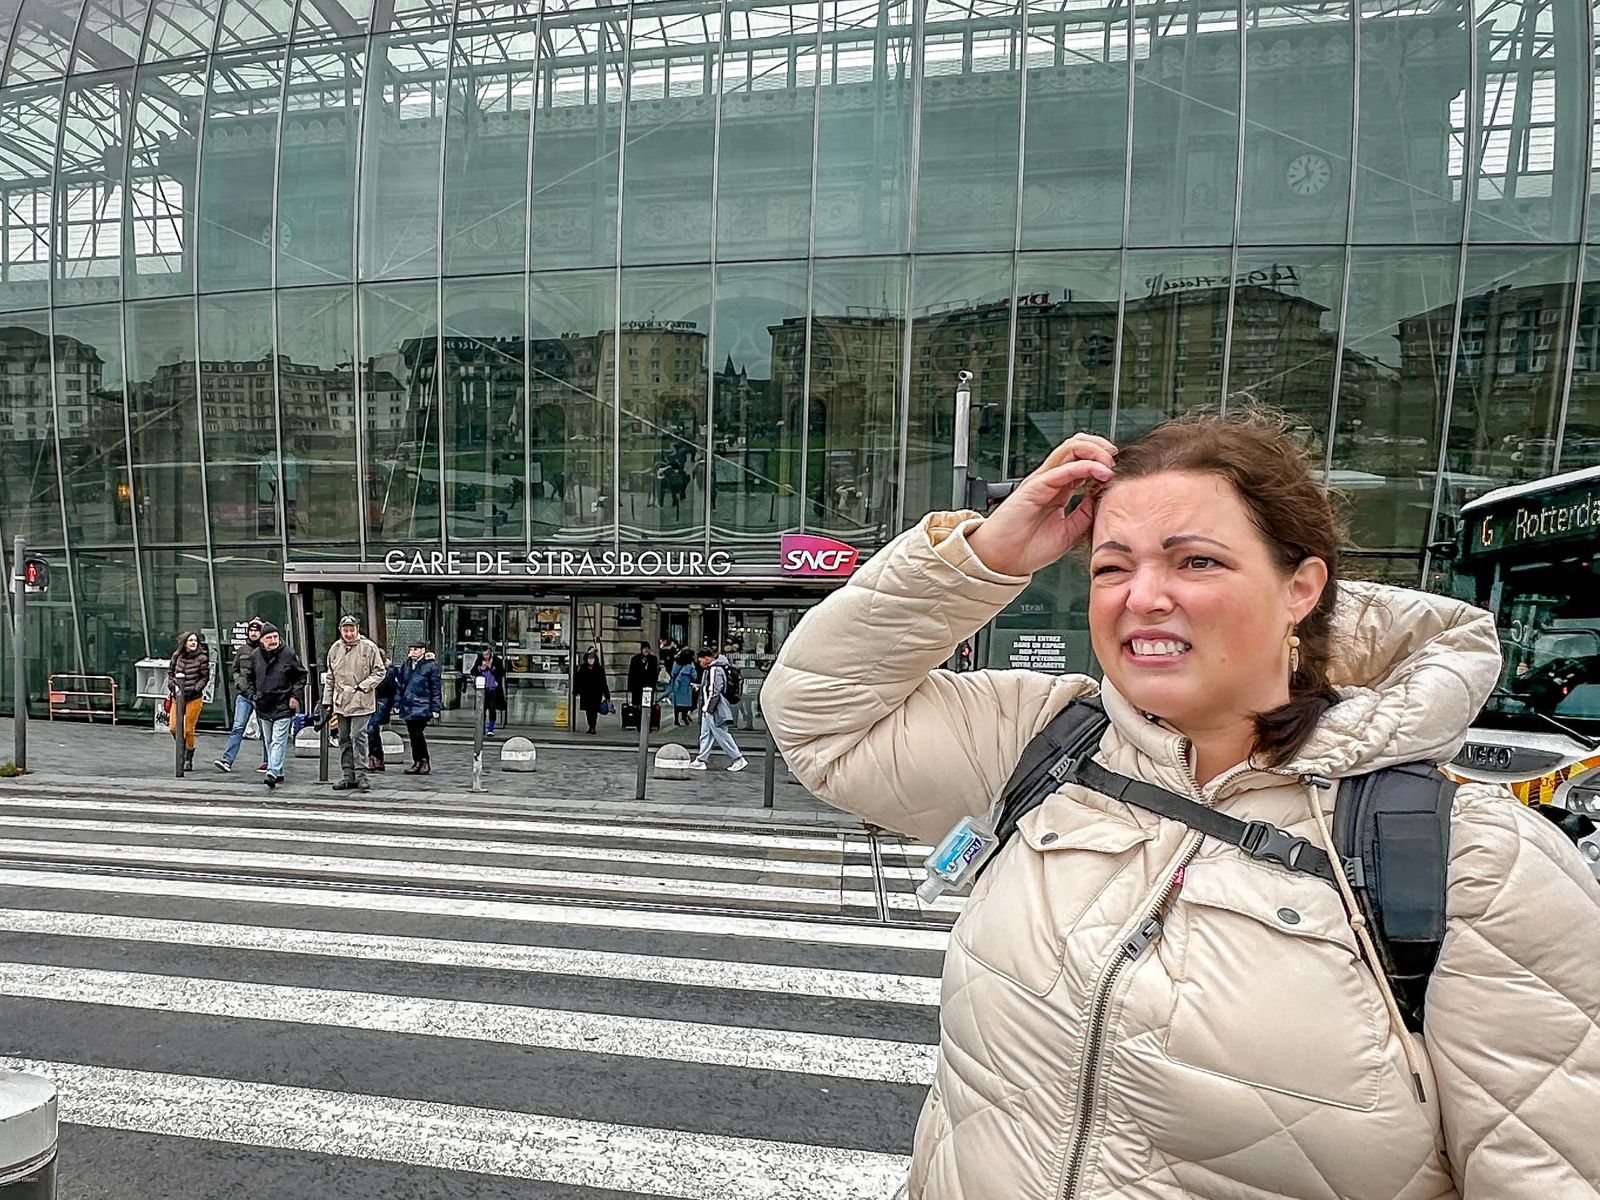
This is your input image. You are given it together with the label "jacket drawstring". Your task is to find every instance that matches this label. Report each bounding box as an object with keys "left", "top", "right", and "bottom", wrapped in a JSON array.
[{"left": 1302, "top": 776, "right": 1429, "bottom": 1104}]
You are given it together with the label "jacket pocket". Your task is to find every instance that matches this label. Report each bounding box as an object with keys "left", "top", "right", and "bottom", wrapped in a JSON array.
[
  {"left": 1162, "top": 862, "right": 1386, "bottom": 1110},
  {"left": 951, "top": 795, "right": 1151, "bottom": 998}
]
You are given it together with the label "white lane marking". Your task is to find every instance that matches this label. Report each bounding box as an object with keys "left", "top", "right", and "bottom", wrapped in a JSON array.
[
  {"left": 2, "top": 1057, "right": 911, "bottom": 1200},
  {"left": 0, "top": 867, "right": 953, "bottom": 951},
  {"left": 0, "top": 838, "right": 961, "bottom": 913},
  {"left": 0, "top": 814, "right": 878, "bottom": 879},
  {"left": 0, "top": 963, "right": 938, "bottom": 1084},
  {"left": 0, "top": 908, "right": 941, "bottom": 1006},
  {"left": 0, "top": 793, "right": 861, "bottom": 854}
]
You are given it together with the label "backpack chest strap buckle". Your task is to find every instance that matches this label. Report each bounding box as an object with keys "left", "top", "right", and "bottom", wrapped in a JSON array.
[{"left": 1239, "top": 820, "right": 1330, "bottom": 880}]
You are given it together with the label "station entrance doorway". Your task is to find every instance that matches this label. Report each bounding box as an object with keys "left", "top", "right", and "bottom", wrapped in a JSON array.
[{"left": 293, "top": 579, "right": 818, "bottom": 744}]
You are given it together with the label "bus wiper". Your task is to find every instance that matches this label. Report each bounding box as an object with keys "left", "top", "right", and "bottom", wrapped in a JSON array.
[{"left": 1488, "top": 688, "right": 1600, "bottom": 751}]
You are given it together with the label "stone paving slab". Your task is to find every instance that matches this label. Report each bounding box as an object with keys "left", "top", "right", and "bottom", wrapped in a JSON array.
[{"left": 0, "top": 717, "right": 861, "bottom": 831}]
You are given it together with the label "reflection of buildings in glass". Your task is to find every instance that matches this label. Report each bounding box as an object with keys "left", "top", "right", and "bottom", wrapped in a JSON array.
[
  {"left": 1399, "top": 282, "right": 1570, "bottom": 483},
  {"left": 0, "top": 324, "right": 102, "bottom": 442}
]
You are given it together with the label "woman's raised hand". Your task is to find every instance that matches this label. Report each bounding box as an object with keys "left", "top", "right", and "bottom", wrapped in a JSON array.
[{"left": 965, "top": 433, "right": 1117, "bottom": 577}]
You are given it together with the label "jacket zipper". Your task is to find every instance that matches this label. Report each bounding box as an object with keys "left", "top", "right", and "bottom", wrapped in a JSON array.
[{"left": 1057, "top": 738, "right": 1251, "bottom": 1200}]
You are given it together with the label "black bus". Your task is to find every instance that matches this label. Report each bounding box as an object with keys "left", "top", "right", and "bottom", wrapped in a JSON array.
[{"left": 1440, "top": 464, "right": 1600, "bottom": 874}]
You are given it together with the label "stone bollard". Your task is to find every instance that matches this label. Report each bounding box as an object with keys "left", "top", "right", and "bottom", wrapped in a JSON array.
[
  {"left": 380, "top": 729, "right": 403, "bottom": 757},
  {"left": 652, "top": 743, "right": 695, "bottom": 781},
  {"left": 293, "top": 727, "right": 321, "bottom": 759},
  {"left": 0, "top": 1070, "right": 57, "bottom": 1199},
  {"left": 500, "top": 736, "right": 538, "bottom": 772}
]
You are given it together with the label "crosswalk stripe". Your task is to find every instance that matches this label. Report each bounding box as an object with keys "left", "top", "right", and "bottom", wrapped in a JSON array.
[
  {"left": 0, "top": 793, "right": 937, "bottom": 855},
  {"left": 0, "top": 908, "right": 941, "bottom": 1005},
  {"left": 2, "top": 1057, "right": 910, "bottom": 1200},
  {"left": 0, "top": 814, "right": 882, "bottom": 878},
  {"left": 0, "top": 868, "right": 951, "bottom": 950},
  {"left": 0, "top": 963, "right": 937, "bottom": 1084},
  {"left": 0, "top": 837, "right": 961, "bottom": 914}
]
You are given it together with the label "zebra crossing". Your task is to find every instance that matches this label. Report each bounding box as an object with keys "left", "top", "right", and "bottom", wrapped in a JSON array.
[{"left": 0, "top": 785, "right": 953, "bottom": 1200}]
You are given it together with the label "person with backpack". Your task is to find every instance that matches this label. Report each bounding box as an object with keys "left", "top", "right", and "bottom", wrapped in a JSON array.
[
  {"left": 761, "top": 409, "right": 1600, "bottom": 1200},
  {"left": 689, "top": 646, "right": 746, "bottom": 772}
]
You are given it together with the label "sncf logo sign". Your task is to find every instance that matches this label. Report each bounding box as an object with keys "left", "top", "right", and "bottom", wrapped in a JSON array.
[{"left": 780, "top": 533, "right": 861, "bottom": 577}]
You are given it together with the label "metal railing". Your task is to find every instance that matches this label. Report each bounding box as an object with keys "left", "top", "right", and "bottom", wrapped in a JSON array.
[{"left": 45, "top": 675, "right": 118, "bottom": 725}]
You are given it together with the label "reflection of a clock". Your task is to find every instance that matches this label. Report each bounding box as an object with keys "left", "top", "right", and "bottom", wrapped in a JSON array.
[{"left": 1285, "top": 153, "right": 1331, "bottom": 197}]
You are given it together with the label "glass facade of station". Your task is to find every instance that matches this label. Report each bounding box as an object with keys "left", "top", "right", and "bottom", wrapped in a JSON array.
[{"left": 2, "top": 0, "right": 1599, "bottom": 713}]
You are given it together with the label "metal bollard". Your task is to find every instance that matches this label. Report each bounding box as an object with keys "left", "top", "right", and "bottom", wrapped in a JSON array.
[
  {"left": 317, "top": 676, "right": 330, "bottom": 785},
  {"left": 0, "top": 1071, "right": 57, "bottom": 1199},
  {"left": 634, "top": 687, "right": 653, "bottom": 802},
  {"left": 471, "top": 674, "right": 486, "bottom": 793},
  {"left": 763, "top": 722, "right": 776, "bottom": 809}
]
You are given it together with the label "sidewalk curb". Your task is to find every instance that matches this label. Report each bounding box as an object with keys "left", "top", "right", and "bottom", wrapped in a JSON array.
[{"left": 0, "top": 775, "right": 869, "bottom": 834}]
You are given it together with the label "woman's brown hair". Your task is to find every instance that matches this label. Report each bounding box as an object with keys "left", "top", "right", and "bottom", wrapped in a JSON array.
[{"left": 1100, "top": 405, "right": 1344, "bottom": 766}]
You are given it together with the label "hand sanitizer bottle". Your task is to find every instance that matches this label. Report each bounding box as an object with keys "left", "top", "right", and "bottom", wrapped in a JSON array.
[{"left": 916, "top": 812, "right": 999, "bottom": 904}]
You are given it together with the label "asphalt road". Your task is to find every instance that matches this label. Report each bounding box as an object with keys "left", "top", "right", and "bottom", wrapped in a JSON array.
[{"left": 0, "top": 780, "right": 951, "bottom": 1199}]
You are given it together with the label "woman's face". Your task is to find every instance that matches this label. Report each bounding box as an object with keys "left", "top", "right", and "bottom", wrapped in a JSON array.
[
  {"left": 1087, "top": 470, "right": 1326, "bottom": 739},
  {"left": 185, "top": 634, "right": 198, "bottom": 652}
]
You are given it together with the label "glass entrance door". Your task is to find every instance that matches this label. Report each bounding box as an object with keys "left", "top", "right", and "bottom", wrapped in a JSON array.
[{"left": 439, "top": 599, "right": 574, "bottom": 732}]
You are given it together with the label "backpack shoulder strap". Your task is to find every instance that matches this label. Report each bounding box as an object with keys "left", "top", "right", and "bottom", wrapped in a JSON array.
[
  {"left": 1333, "top": 762, "right": 1457, "bottom": 1028},
  {"left": 979, "top": 697, "right": 1111, "bottom": 879}
]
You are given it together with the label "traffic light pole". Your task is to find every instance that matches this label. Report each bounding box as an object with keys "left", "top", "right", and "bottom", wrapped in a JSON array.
[{"left": 12, "top": 536, "right": 26, "bottom": 772}]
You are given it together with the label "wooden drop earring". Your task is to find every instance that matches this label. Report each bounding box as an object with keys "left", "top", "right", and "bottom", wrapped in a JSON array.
[{"left": 1287, "top": 632, "right": 1301, "bottom": 679}]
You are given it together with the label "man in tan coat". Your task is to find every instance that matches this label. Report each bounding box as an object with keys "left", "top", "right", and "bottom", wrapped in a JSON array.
[
  {"left": 763, "top": 417, "right": 1600, "bottom": 1200},
  {"left": 323, "top": 614, "right": 387, "bottom": 792}
]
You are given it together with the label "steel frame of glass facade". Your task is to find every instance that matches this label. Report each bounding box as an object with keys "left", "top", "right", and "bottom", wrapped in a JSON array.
[{"left": 2, "top": 0, "right": 1600, "bottom": 704}]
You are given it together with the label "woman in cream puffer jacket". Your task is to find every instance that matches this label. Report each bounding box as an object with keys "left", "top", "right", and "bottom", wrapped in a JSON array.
[{"left": 761, "top": 414, "right": 1600, "bottom": 1200}]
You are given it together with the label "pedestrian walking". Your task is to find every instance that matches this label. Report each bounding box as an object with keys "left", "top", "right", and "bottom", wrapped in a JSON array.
[
  {"left": 245, "top": 623, "right": 305, "bottom": 790},
  {"left": 688, "top": 647, "right": 746, "bottom": 771},
  {"left": 167, "top": 631, "right": 210, "bottom": 772},
  {"left": 365, "top": 660, "right": 402, "bottom": 771},
  {"left": 573, "top": 650, "right": 610, "bottom": 734},
  {"left": 470, "top": 647, "right": 507, "bottom": 735},
  {"left": 668, "top": 647, "right": 697, "bottom": 726},
  {"left": 394, "top": 641, "right": 441, "bottom": 774},
  {"left": 322, "top": 614, "right": 387, "bottom": 792},
  {"left": 761, "top": 410, "right": 1600, "bottom": 1200},
  {"left": 215, "top": 617, "right": 267, "bottom": 773}
]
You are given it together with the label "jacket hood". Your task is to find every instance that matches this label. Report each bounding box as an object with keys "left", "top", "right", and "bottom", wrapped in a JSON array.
[{"left": 1103, "top": 581, "right": 1502, "bottom": 779}]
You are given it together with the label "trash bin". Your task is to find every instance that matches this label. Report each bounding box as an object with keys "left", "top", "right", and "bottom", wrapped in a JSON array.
[
  {"left": 135, "top": 657, "right": 171, "bottom": 733},
  {"left": 0, "top": 1071, "right": 56, "bottom": 1199}
]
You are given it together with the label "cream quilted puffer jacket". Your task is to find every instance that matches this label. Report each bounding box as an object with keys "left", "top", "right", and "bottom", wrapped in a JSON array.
[{"left": 762, "top": 512, "right": 1600, "bottom": 1200}]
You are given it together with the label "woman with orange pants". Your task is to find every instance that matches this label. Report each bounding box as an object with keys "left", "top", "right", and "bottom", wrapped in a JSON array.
[{"left": 168, "top": 631, "right": 210, "bottom": 772}]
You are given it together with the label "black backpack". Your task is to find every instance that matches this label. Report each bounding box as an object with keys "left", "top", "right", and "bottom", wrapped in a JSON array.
[
  {"left": 722, "top": 663, "right": 743, "bottom": 705},
  {"left": 985, "top": 697, "right": 1591, "bottom": 1028}
]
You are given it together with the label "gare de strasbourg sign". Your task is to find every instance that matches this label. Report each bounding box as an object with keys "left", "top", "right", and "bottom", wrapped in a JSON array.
[{"left": 380, "top": 533, "right": 861, "bottom": 581}]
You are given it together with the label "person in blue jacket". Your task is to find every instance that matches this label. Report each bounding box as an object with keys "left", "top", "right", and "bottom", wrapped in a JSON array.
[
  {"left": 394, "top": 640, "right": 442, "bottom": 775},
  {"left": 668, "top": 647, "right": 697, "bottom": 726},
  {"left": 365, "top": 659, "right": 402, "bottom": 771}
]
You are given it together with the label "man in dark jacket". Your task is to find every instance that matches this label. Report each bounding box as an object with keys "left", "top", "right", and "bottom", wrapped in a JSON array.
[
  {"left": 215, "top": 617, "right": 267, "bottom": 773},
  {"left": 627, "top": 642, "right": 659, "bottom": 712},
  {"left": 246, "top": 623, "right": 307, "bottom": 790}
]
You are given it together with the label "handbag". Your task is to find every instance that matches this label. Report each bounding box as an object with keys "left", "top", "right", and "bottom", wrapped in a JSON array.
[{"left": 599, "top": 698, "right": 614, "bottom": 716}]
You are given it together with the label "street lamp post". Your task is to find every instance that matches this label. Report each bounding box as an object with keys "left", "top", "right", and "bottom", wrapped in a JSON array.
[{"left": 952, "top": 371, "right": 973, "bottom": 511}]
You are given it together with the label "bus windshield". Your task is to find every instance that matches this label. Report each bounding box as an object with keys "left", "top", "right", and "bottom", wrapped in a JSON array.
[{"left": 1479, "top": 558, "right": 1600, "bottom": 729}]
